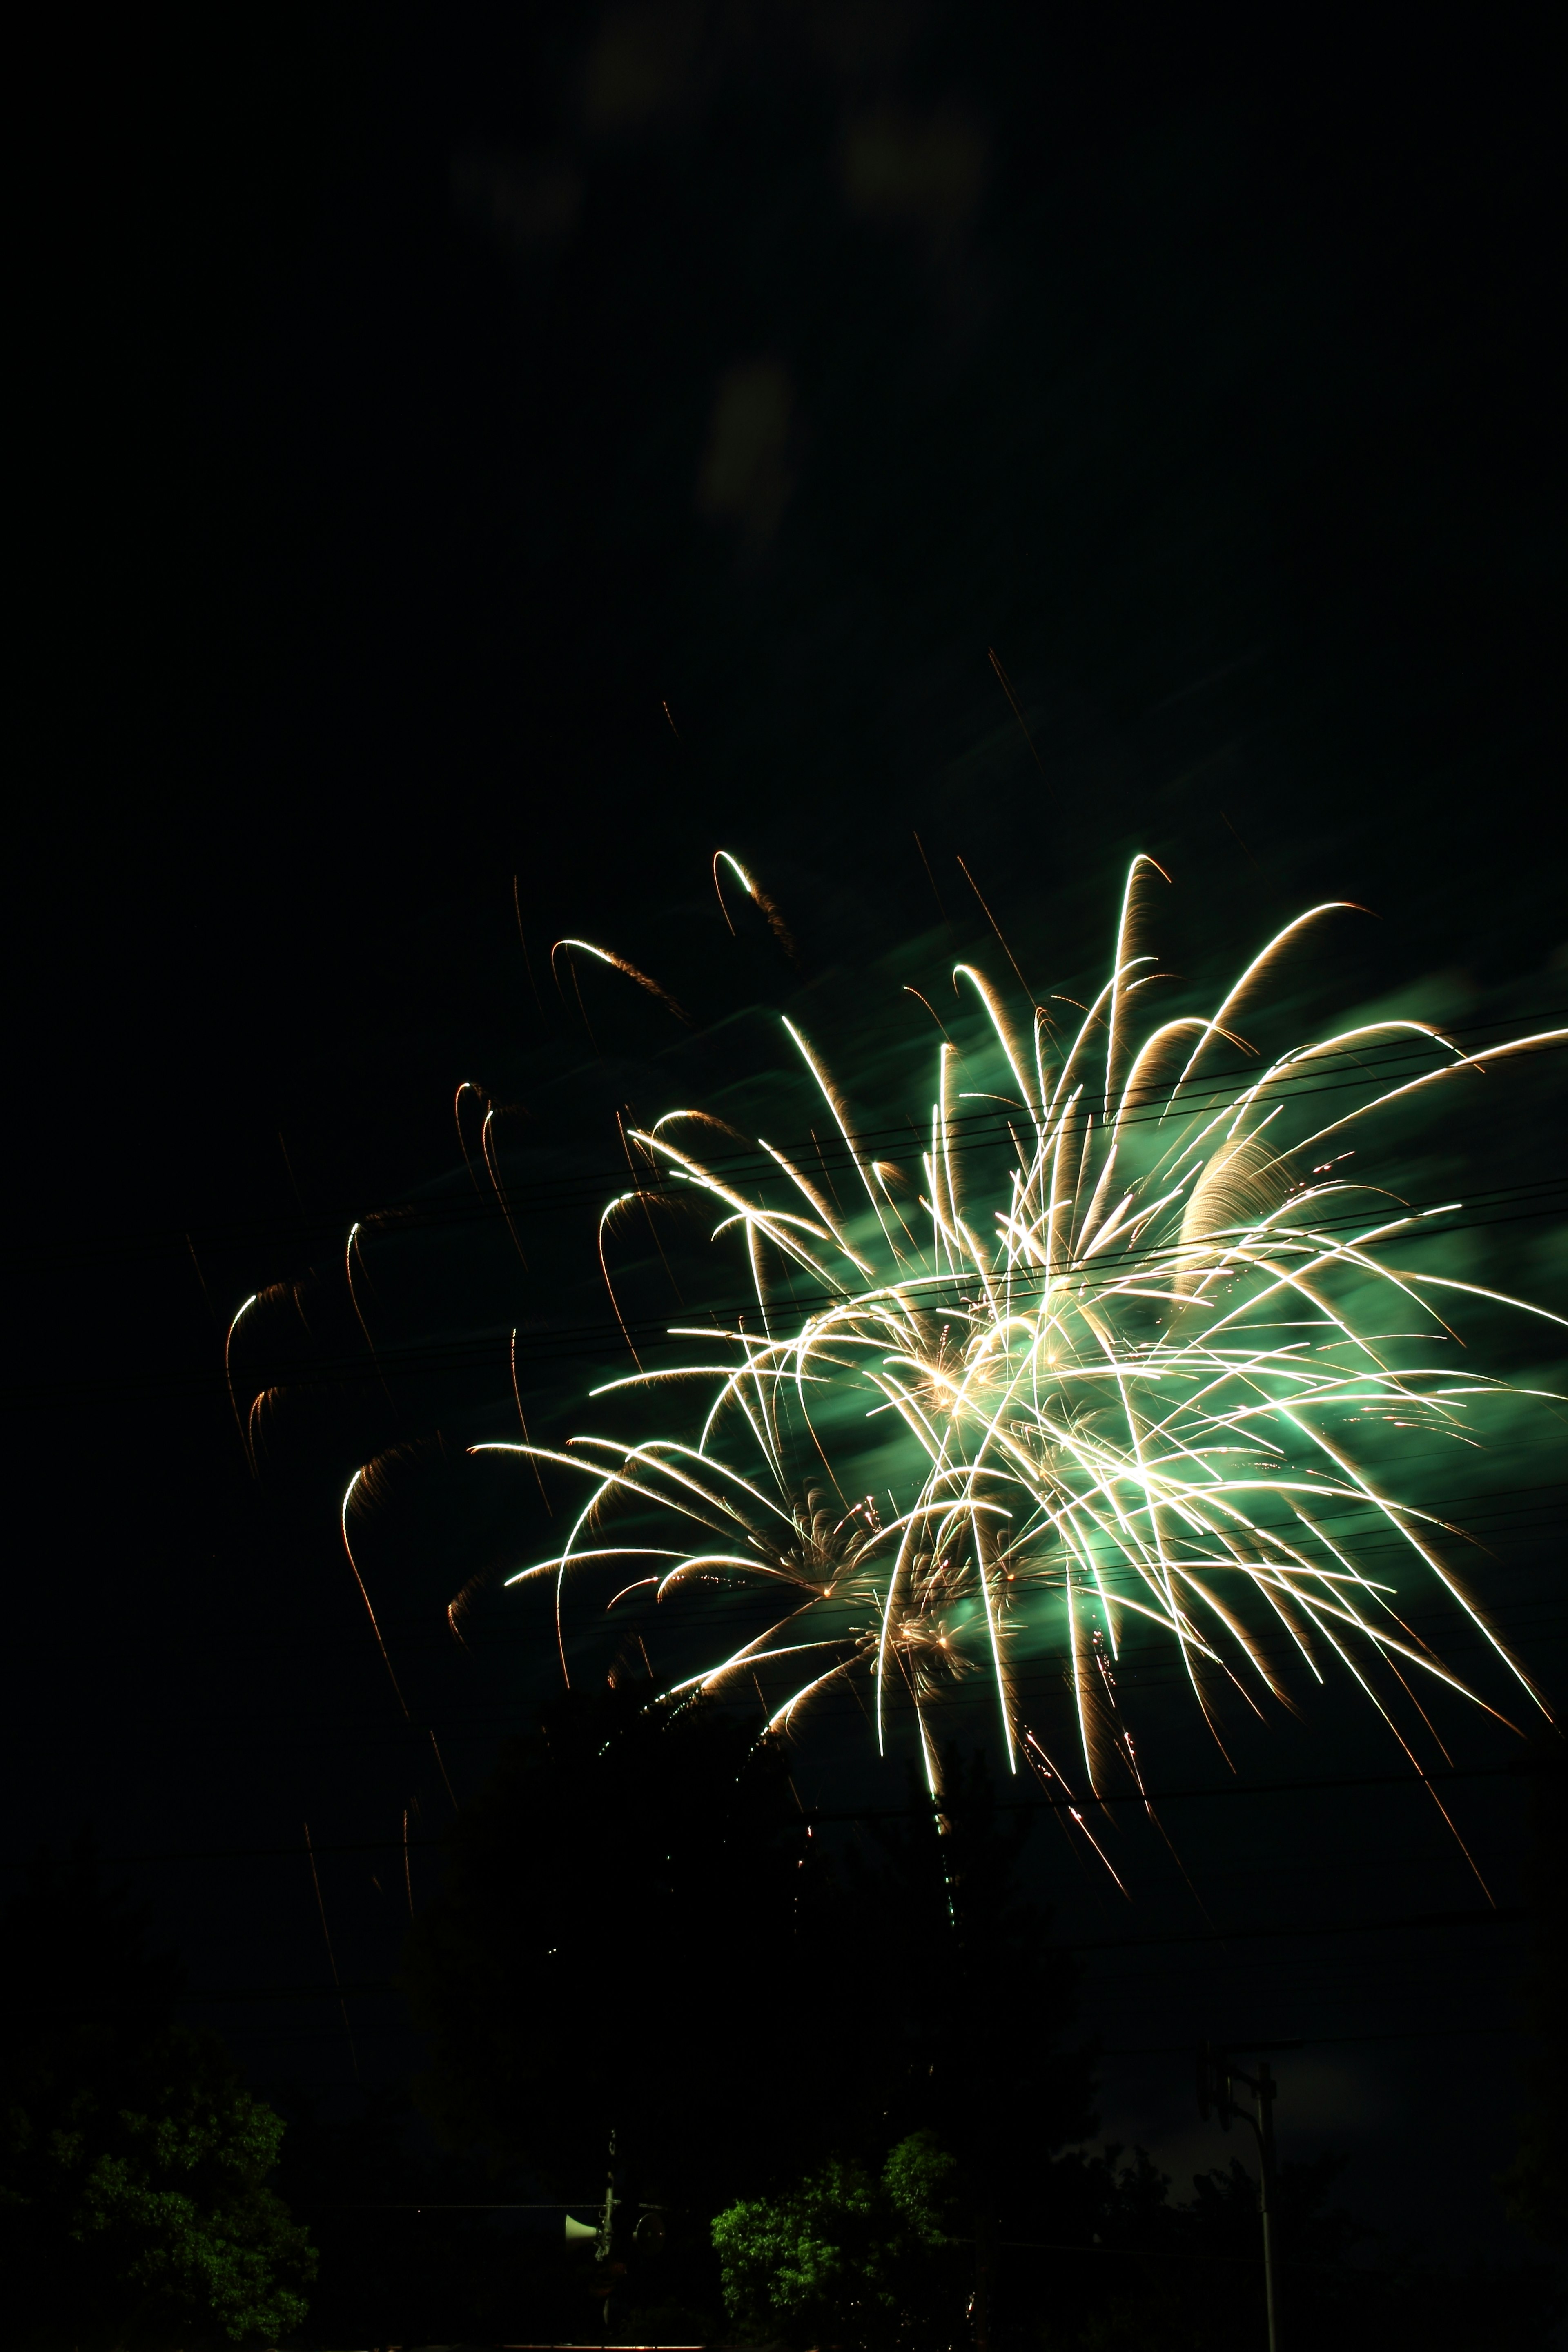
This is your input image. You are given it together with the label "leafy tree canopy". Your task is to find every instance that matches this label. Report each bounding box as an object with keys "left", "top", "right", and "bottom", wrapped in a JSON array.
[
  {"left": 403, "top": 1695, "right": 1092, "bottom": 2202},
  {"left": 837, "top": 1745, "right": 1093, "bottom": 2199},
  {"left": 0, "top": 1844, "right": 315, "bottom": 2350},
  {"left": 718, "top": 2135, "right": 1562, "bottom": 2352},
  {"left": 714, "top": 2129, "right": 964, "bottom": 2351},
  {"left": 403, "top": 1692, "right": 1094, "bottom": 2332},
  {"left": 403, "top": 1685, "right": 820, "bottom": 2210}
]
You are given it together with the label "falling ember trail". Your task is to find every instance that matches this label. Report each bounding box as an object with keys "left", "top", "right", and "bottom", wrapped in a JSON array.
[
  {"left": 713, "top": 850, "right": 799, "bottom": 962},
  {"left": 621, "top": 1109, "right": 687, "bottom": 1305},
  {"left": 904, "top": 985, "right": 954, "bottom": 1043},
  {"left": 987, "top": 645, "right": 1051, "bottom": 787},
  {"left": 345, "top": 1225, "right": 400, "bottom": 1414},
  {"left": 913, "top": 831, "right": 953, "bottom": 929},
  {"left": 553, "top": 937, "right": 693, "bottom": 1028},
  {"left": 956, "top": 853, "right": 1033, "bottom": 1000},
  {"left": 277, "top": 1132, "right": 306, "bottom": 1212},
  {"left": 482, "top": 1109, "right": 531, "bottom": 1271},
  {"left": 510, "top": 1332, "right": 553, "bottom": 1512},
  {"left": 430, "top": 1730, "right": 459, "bottom": 1813},
  {"left": 224, "top": 1294, "right": 260, "bottom": 1474},
  {"left": 185, "top": 1235, "right": 220, "bottom": 1330},
  {"left": 1219, "top": 809, "right": 1261, "bottom": 869},
  {"left": 305, "top": 1821, "right": 359, "bottom": 2081},
  {"left": 341, "top": 1472, "right": 411, "bottom": 1717},
  {"left": 464, "top": 855, "right": 1561, "bottom": 1898},
  {"left": 512, "top": 876, "right": 547, "bottom": 1021}
]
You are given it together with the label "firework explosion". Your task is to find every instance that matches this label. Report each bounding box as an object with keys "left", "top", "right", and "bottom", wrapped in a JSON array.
[{"left": 481, "top": 857, "right": 1563, "bottom": 1838}]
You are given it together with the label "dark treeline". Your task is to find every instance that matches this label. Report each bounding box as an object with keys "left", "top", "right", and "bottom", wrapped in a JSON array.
[
  {"left": 9, "top": 4, "right": 1563, "bottom": 2345},
  {"left": 5, "top": 1706, "right": 1563, "bottom": 2348}
]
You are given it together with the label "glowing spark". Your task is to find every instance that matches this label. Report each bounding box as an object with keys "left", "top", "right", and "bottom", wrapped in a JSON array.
[
  {"left": 552, "top": 937, "right": 693, "bottom": 1027},
  {"left": 341, "top": 1468, "right": 410, "bottom": 1716},
  {"left": 713, "top": 851, "right": 798, "bottom": 961},
  {"left": 479, "top": 860, "right": 1561, "bottom": 1862}
]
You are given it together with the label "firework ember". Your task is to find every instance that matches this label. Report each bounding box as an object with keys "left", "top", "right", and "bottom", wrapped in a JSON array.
[{"left": 471, "top": 858, "right": 1562, "bottom": 1823}]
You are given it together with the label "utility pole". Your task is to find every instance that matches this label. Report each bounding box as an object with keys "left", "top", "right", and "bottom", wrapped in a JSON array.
[
  {"left": 594, "top": 2125, "right": 618, "bottom": 2266},
  {"left": 592, "top": 2125, "right": 621, "bottom": 2346},
  {"left": 970, "top": 2203, "right": 994, "bottom": 2352},
  {"left": 1198, "top": 2043, "right": 1281, "bottom": 2352}
]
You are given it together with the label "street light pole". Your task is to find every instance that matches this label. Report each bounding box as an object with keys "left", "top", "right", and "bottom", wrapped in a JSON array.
[
  {"left": 1254, "top": 2061, "right": 1279, "bottom": 2352},
  {"left": 594, "top": 2125, "right": 619, "bottom": 2349},
  {"left": 594, "top": 2125, "right": 618, "bottom": 2267},
  {"left": 1198, "top": 2044, "right": 1281, "bottom": 2352}
]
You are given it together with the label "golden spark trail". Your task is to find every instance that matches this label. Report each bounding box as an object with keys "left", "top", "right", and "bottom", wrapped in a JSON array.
[{"left": 460, "top": 859, "right": 1561, "bottom": 1875}]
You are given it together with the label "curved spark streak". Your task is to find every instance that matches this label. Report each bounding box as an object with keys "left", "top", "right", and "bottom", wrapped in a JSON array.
[
  {"left": 225, "top": 1293, "right": 260, "bottom": 1469},
  {"left": 552, "top": 937, "right": 693, "bottom": 1027},
  {"left": 341, "top": 1469, "right": 409, "bottom": 1715},
  {"left": 713, "top": 850, "right": 799, "bottom": 960},
  {"left": 479, "top": 860, "right": 1558, "bottom": 1851}
]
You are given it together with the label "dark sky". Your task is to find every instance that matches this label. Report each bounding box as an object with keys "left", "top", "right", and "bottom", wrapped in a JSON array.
[{"left": 11, "top": 0, "right": 1565, "bottom": 2272}]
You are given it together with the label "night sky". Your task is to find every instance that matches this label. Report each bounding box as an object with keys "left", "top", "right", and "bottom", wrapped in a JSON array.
[{"left": 11, "top": 0, "right": 1565, "bottom": 2281}]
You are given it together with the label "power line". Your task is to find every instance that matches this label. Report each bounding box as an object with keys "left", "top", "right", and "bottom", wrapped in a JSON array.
[
  {"left": 1069, "top": 2020, "right": 1532, "bottom": 2056},
  {"left": 145, "top": 1896, "right": 1523, "bottom": 2003},
  {"left": 12, "top": 1178, "right": 1566, "bottom": 1411},
  {"left": 70, "top": 1475, "right": 1551, "bottom": 1662},
  {"left": 1068, "top": 1900, "right": 1523, "bottom": 1955},
  {"left": 5, "top": 1756, "right": 1545, "bottom": 1871},
  {"left": 197, "top": 2014, "right": 1539, "bottom": 2052},
  {"left": 30, "top": 1021, "right": 1568, "bottom": 1271},
  {"left": 21, "top": 1570, "right": 1566, "bottom": 1751},
  {"left": 56, "top": 1577, "right": 1568, "bottom": 1743}
]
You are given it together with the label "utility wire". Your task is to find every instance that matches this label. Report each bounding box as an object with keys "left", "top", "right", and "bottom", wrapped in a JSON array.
[
  {"left": 204, "top": 2016, "right": 1536, "bottom": 2052},
  {"left": 29, "top": 1022, "right": 1567, "bottom": 1269},
  {"left": 5, "top": 1756, "right": 1547, "bottom": 1871},
  {"left": 14, "top": 1179, "right": 1566, "bottom": 1410},
  {"left": 141, "top": 1895, "right": 1524, "bottom": 2002}
]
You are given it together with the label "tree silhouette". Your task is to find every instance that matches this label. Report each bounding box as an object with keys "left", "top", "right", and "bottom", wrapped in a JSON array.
[
  {"left": 839, "top": 1749, "right": 1094, "bottom": 2345},
  {"left": 0, "top": 1843, "right": 315, "bottom": 2350},
  {"left": 1502, "top": 1731, "right": 1567, "bottom": 2245},
  {"left": 405, "top": 1702, "right": 1095, "bottom": 2338},
  {"left": 713, "top": 2128, "right": 967, "bottom": 2350},
  {"left": 404, "top": 1685, "right": 829, "bottom": 2327}
]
